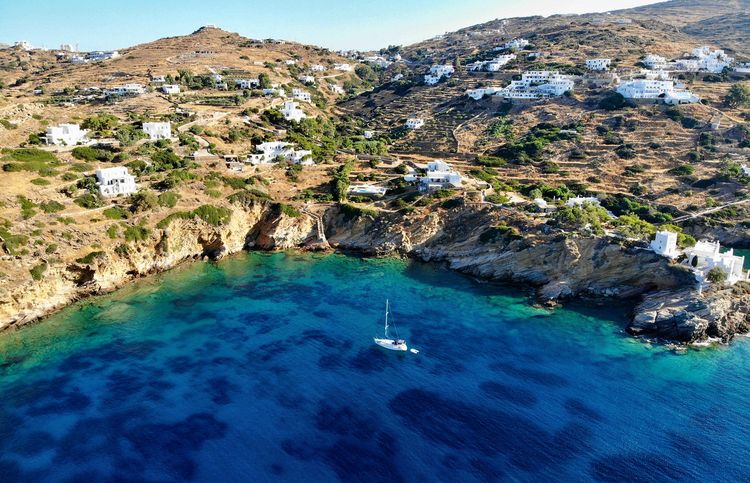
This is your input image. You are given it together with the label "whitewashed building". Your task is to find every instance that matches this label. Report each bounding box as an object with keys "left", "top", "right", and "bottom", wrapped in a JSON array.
[
  {"left": 45, "top": 124, "right": 88, "bottom": 146},
  {"left": 650, "top": 231, "right": 679, "bottom": 258},
  {"left": 96, "top": 167, "right": 137, "bottom": 197},
  {"left": 643, "top": 54, "right": 668, "bottom": 70},
  {"left": 681, "top": 46, "right": 734, "bottom": 73},
  {"left": 565, "top": 196, "right": 600, "bottom": 207},
  {"left": 87, "top": 51, "right": 120, "bottom": 62},
  {"left": 107, "top": 84, "right": 145, "bottom": 96},
  {"left": 364, "top": 56, "right": 392, "bottom": 68},
  {"left": 329, "top": 84, "right": 345, "bottom": 95},
  {"left": 348, "top": 185, "right": 387, "bottom": 197},
  {"left": 142, "top": 122, "right": 171, "bottom": 140},
  {"left": 161, "top": 84, "right": 180, "bottom": 94},
  {"left": 298, "top": 75, "right": 315, "bottom": 85},
  {"left": 501, "top": 38, "right": 530, "bottom": 50},
  {"left": 469, "top": 54, "right": 516, "bottom": 72},
  {"left": 364, "top": 130, "right": 375, "bottom": 139},
  {"left": 684, "top": 240, "right": 749, "bottom": 285},
  {"left": 292, "top": 88, "right": 312, "bottom": 102},
  {"left": 616, "top": 79, "right": 699, "bottom": 104},
  {"left": 151, "top": 75, "right": 166, "bottom": 83},
  {"left": 586, "top": 58, "right": 611, "bottom": 71},
  {"left": 334, "top": 63, "right": 352, "bottom": 72},
  {"left": 236, "top": 78, "right": 260, "bottom": 89},
  {"left": 405, "top": 116, "right": 425, "bottom": 129},
  {"left": 466, "top": 86, "right": 504, "bottom": 100},
  {"left": 280, "top": 100, "right": 306, "bottom": 122},
  {"left": 493, "top": 71, "right": 575, "bottom": 99},
  {"left": 405, "top": 160, "right": 462, "bottom": 192},
  {"left": 311, "top": 64, "right": 326, "bottom": 72},
  {"left": 247, "top": 141, "right": 313, "bottom": 165},
  {"left": 392, "top": 73, "right": 404, "bottom": 82}
]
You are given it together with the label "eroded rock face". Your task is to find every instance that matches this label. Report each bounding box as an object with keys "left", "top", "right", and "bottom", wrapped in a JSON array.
[
  {"left": 2, "top": 202, "right": 746, "bottom": 345},
  {"left": 631, "top": 287, "right": 750, "bottom": 343}
]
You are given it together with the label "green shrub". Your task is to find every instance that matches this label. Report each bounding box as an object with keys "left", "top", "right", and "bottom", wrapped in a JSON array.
[
  {"left": 123, "top": 225, "right": 150, "bottom": 242},
  {"left": 30, "top": 178, "right": 50, "bottom": 186},
  {"left": 103, "top": 206, "right": 129, "bottom": 220},
  {"left": 193, "top": 205, "right": 232, "bottom": 226},
  {"left": 106, "top": 225, "right": 119, "bottom": 239},
  {"left": 707, "top": 267, "right": 727, "bottom": 284},
  {"left": 39, "top": 201, "right": 65, "bottom": 213},
  {"left": 440, "top": 198, "right": 463, "bottom": 209},
  {"left": 45, "top": 243, "right": 57, "bottom": 254},
  {"left": 274, "top": 203, "right": 301, "bottom": 217},
  {"left": 158, "top": 192, "right": 180, "bottom": 208},
  {"left": 76, "top": 251, "right": 105, "bottom": 265},
  {"left": 74, "top": 193, "right": 103, "bottom": 209},
  {"left": 130, "top": 192, "right": 159, "bottom": 213},
  {"left": 669, "top": 164, "right": 695, "bottom": 176},
  {"left": 29, "top": 262, "right": 48, "bottom": 281},
  {"left": 598, "top": 92, "right": 630, "bottom": 111},
  {"left": 479, "top": 224, "right": 521, "bottom": 243},
  {"left": 339, "top": 203, "right": 377, "bottom": 220}
]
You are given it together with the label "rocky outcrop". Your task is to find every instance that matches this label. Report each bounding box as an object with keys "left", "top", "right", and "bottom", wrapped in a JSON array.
[
  {"left": 0, "top": 201, "right": 316, "bottom": 331},
  {"left": 2, "top": 201, "right": 747, "bottom": 345},
  {"left": 631, "top": 286, "right": 750, "bottom": 343}
]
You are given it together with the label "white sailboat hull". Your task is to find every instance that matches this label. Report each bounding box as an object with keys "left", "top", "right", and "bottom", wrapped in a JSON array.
[{"left": 374, "top": 338, "right": 408, "bottom": 351}]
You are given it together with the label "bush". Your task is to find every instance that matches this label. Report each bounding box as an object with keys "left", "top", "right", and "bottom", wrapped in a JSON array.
[
  {"left": 74, "top": 193, "right": 103, "bottom": 209},
  {"left": 72, "top": 146, "right": 113, "bottom": 162},
  {"left": 130, "top": 192, "right": 159, "bottom": 213},
  {"left": 76, "top": 251, "right": 105, "bottom": 265},
  {"left": 669, "top": 164, "right": 695, "bottom": 176},
  {"left": 615, "top": 144, "right": 636, "bottom": 159},
  {"left": 103, "top": 206, "right": 129, "bottom": 220},
  {"left": 40, "top": 200, "right": 65, "bottom": 213},
  {"left": 598, "top": 92, "right": 630, "bottom": 111},
  {"left": 274, "top": 203, "right": 301, "bottom": 217},
  {"left": 551, "top": 203, "right": 611, "bottom": 235},
  {"left": 123, "top": 225, "right": 150, "bottom": 242},
  {"left": 193, "top": 205, "right": 232, "bottom": 226},
  {"left": 707, "top": 267, "right": 727, "bottom": 284},
  {"left": 724, "top": 84, "right": 750, "bottom": 108},
  {"left": 29, "top": 262, "right": 48, "bottom": 281},
  {"left": 479, "top": 224, "right": 521, "bottom": 244},
  {"left": 30, "top": 178, "right": 51, "bottom": 186},
  {"left": 339, "top": 203, "right": 377, "bottom": 220},
  {"left": 440, "top": 198, "right": 463, "bottom": 209},
  {"left": 331, "top": 160, "right": 355, "bottom": 202},
  {"left": 158, "top": 192, "right": 180, "bottom": 208}
]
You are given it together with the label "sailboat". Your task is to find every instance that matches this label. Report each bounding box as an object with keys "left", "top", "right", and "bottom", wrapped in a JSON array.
[{"left": 373, "top": 300, "right": 408, "bottom": 351}]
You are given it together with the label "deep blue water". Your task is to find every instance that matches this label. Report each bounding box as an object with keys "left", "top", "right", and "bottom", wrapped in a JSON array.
[{"left": 2, "top": 252, "right": 750, "bottom": 482}]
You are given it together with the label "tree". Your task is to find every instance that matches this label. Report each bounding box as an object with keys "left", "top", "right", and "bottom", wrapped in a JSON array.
[
  {"left": 724, "top": 84, "right": 750, "bottom": 108},
  {"left": 258, "top": 73, "right": 271, "bottom": 89},
  {"left": 706, "top": 267, "right": 727, "bottom": 284}
]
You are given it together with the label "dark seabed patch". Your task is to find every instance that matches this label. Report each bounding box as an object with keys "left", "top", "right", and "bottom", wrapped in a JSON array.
[{"left": 479, "top": 381, "right": 538, "bottom": 407}]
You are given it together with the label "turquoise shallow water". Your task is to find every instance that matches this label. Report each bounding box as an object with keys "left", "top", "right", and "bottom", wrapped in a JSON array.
[{"left": 2, "top": 252, "right": 750, "bottom": 482}]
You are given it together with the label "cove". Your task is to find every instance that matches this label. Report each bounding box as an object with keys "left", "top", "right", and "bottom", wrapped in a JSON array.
[{"left": 1, "top": 251, "right": 750, "bottom": 481}]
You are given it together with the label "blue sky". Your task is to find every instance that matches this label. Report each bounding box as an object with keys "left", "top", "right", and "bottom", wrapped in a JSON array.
[{"left": 0, "top": 0, "right": 659, "bottom": 51}]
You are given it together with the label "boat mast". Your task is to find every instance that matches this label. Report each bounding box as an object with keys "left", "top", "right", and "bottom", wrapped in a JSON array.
[{"left": 384, "top": 299, "right": 389, "bottom": 337}]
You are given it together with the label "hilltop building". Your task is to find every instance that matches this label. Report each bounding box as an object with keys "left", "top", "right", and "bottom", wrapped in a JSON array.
[
  {"left": 142, "top": 122, "right": 171, "bottom": 140},
  {"left": 492, "top": 71, "right": 574, "bottom": 100},
  {"left": 616, "top": 79, "right": 699, "bottom": 104},
  {"left": 684, "top": 240, "right": 749, "bottom": 286},
  {"left": 404, "top": 160, "right": 462, "bottom": 192},
  {"left": 45, "top": 124, "right": 88, "bottom": 146},
  {"left": 347, "top": 185, "right": 387, "bottom": 197},
  {"left": 650, "top": 231, "right": 679, "bottom": 258},
  {"left": 310, "top": 64, "right": 326, "bottom": 72},
  {"left": 292, "top": 88, "right": 312, "bottom": 102},
  {"left": 586, "top": 58, "right": 611, "bottom": 71},
  {"left": 405, "top": 116, "right": 425, "bottom": 129},
  {"left": 280, "top": 100, "right": 306, "bottom": 122},
  {"left": 468, "top": 54, "right": 516, "bottom": 72},
  {"left": 500, "top": 38, "right": 529, "bottom": 50},
  {"left": 96, "top": 167, "right": 137, "bottom": 197},
  {"left": 298, "top": 75, "right": 315, "bottom": 85},
  {"left": 161, "top": 84, "right": 180, "bottom": 94},
  {"left": 236, "top": 78, "right": 260, "bottom": 89},
  {"left": 425, "top": 64, "right": 455, "bottom": 85},
  {"left": 643, "top": 54, "right": 668, "bottom": 70},
  {"left": 107, "top": 84, "right": 145, "bottom": 96},
  {"left": 334, "top": 63, "right": 352, "bottom": 72},
  {"left": 247, "top": 141, "right": 313, "bottom": 165}
]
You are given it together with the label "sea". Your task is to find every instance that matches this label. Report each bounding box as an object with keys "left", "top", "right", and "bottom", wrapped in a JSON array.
[{"left": 1, "top": 251, "right": 750, "bottom": 482}]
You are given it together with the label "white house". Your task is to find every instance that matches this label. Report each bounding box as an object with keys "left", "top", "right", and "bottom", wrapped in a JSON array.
[
  {"left": 650, "top": 231, "right": 679, "bottom": 258},
  {"left": 493, "top": 71, "right": 575, "bottom": 99},
  {"left": 280, "top": 100, "right": 306, "bottom": 122},
  {"left": 298, "top": 75, "right": 315, "bottom": 85},
  {"left": 586, "top": 58, "right": 611, "bottom": 71},
  {"left": 292, "top": 88, "right": 312, "bottom": 102},
  {"left": 45, "top": 124, "right": 88, "bottom": 146},
  {"left": 364, "top": 56, "right": 391, "bottom": 68},
  {"left": 406, "top": 116, "right": 425, "bottom": 129},
  {"left": 469, "top": 54, "right": 516, "bottom": 72},
  {"left": 310, "top": 64, "right": 326, "bottom": 72},
  {"left": 741, "top": 164, "right": 750, "bottom": 177},
  {"left": 284, "top": 59, "right": 297, "bottom": 65},
  {"left": 501, "top": 38, "right": 530, "bottom": 50},
  {"left": 681, "top": 46, "right": 734, "bottom": 73},
  {"left": 151, "top": 75, "right": 166, "bottom": 83},
  {"left": 643, "top": 54, "right": 668, "bottom": 70},
  {"left": 348, "top": 185, "right": 387, "bottom": 197},
  {"left": 161, "top": 84, "right": 180, "bottom": 94},
  {"left": 616, "top": 79, "right": 699, "bottom": 104},
  {"left": 334, "top": 63, "right": 352, "bottom": 72},
  {"left": 406, "top": 160, "right": 462, "bottom": 192},
  {"left": 210, "top": 73, "right": 223, "bottom": 82},
  {"left": 263, "top": 86, "right": 285, "bottom": 97},
  {"left": 96, "top": 167, "right": 137, "bottom": 198},
  {"left": 466, "top": 86, "right": 503, "bottom": 100},
  {"left": 235, "top": 78, "right": 260, "bottom": 89},
  {"left": 329, "top": 84, "right": 345, "bottom": 95},
  {"left": 107, "top": 84, "right": 145, "bottom": 96},
  {"left": 142, "top": 122, "right": 171, "bottom": 140},
  {"left": 364, "top": 130, "right": 375, "bottom": 139},
  {"left": 87, "top": 51, "right": 119, "bottom": 62},
  {"left": 392, "top": 73, "right": 404, "bottom": 82},
  {"left": 247, "top": 141, "right": 313, "bottom": 165},
  {"left": 565, "top": 196, "right": 600, "bottom": 207},
  {"left": 684, "top": 240, "right": 749, "bottom": 285}
]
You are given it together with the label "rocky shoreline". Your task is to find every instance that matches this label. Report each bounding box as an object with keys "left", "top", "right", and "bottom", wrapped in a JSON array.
[{"left": 1, "top": 199, "right": 748, "bottom": 344}]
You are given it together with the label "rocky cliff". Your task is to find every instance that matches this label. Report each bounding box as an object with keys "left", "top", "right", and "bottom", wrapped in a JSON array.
[{"left": 1, "top": 200, "right": 745, "bottom": 345}]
